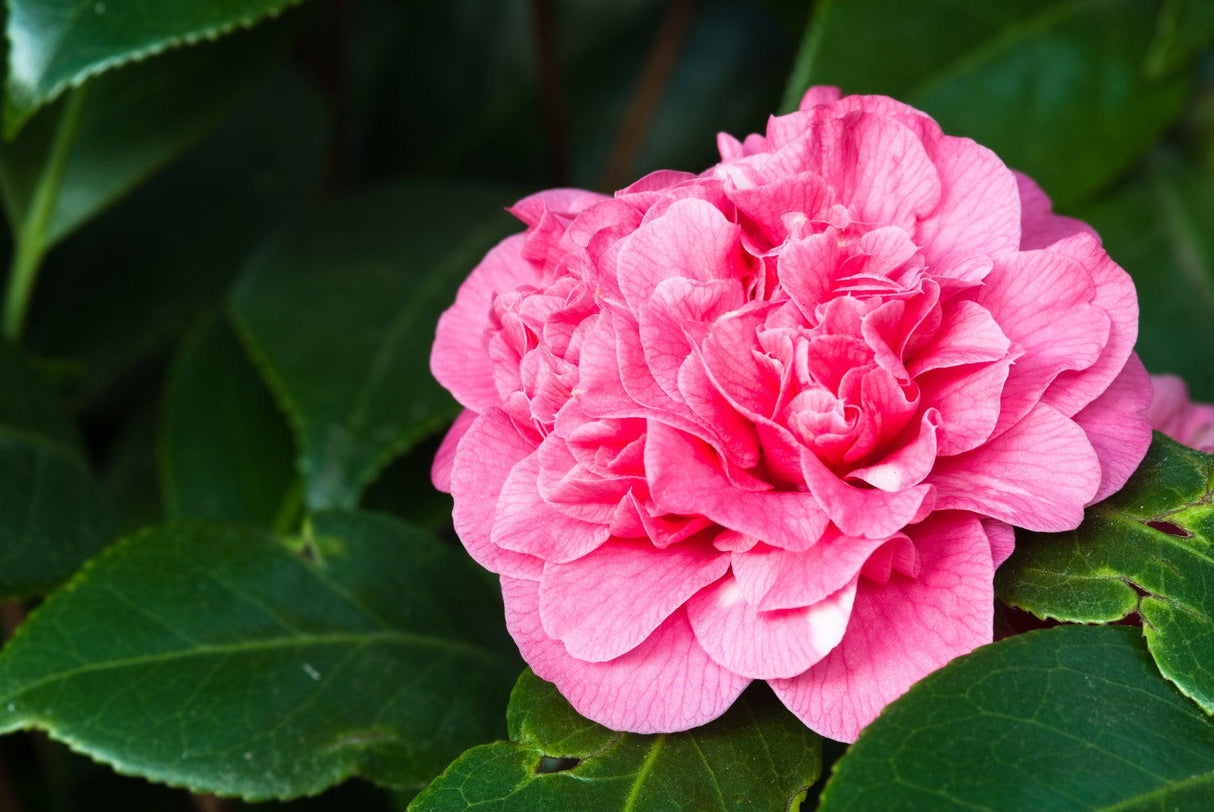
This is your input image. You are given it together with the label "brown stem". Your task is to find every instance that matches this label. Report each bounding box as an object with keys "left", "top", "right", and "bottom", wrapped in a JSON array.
[
  {"left": 530, "top": 0, "right": 569, "bottom": 185},
  {"left": 190, "top": 793, "right": 228, "bottom": 812},
  {"left": 599, "top": 0, "right": 698, "bottom": 191},
  {"left": 0, "top": 600, "right": 27, "bottom": 640}
]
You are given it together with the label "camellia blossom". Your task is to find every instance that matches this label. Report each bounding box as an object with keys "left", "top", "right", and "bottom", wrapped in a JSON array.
[
  {"left": 1148, "top": 374, "right": 1214, "bottom": 452},
  {"left": 430, "top": 87, "right": 1153, "bottom": 742}
]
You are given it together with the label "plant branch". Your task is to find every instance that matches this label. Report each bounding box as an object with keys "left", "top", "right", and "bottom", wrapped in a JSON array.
[
  {"left": 599, "top": 0, "right": 697, "bottom": 191},
  {"left": 530, "top": 0, "right": 569, "bottom": 185}
]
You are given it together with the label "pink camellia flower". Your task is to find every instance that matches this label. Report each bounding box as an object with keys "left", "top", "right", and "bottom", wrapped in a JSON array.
[
  {"left": 1148, "top": 374, "right": 1214, "bottom": 452},
  {"left": 430, "top": 87, "right": 1153, "bottom": 742}
]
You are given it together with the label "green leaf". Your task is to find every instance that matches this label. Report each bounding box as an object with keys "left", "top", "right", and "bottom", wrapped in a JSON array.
[
  {"left": 1146, "top": 0, "right": 1214, "bottom": 76},
  {"left": 230, "top": 183, "right": 519, "bottom": 511},
  {"left": 783, "top": 0, "right": 1189, "bottom": 207},
  {"left": 997, "top": 433, "right": 1214, "bottom": 715},
  {"left": 1078, "top": 153, "right": 1214, "bottom": 402},
  {"left": 411, "top": 670, "right": 821, "bottom": 811},
  {"left": 820, "top": 626, "right": 1214, "bottom": 811},
  {"left": 0, "top": 21, "right": 289, "bottom": 339},
  {"left": 5, "top": 0, "right": 306, "bottom": 134},
  {"left": 0, "top": 338, "right": 112, "bottom": 597},
  {"left": 0, "top": 21, "right": 286, "bottom": 253},
  {"left": 0, "top": 511, "right": 522, "bottom": 800},
  {"left": 23, "top": 66, "right": 328, "bottom": 405},
  {"left": 159, "top": 313, "right": 296, "bottom": 528}
]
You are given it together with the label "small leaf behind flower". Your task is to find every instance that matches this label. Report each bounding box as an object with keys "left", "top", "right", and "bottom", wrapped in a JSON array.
[
  {"left": 230, "top": 183, "right": 520, "bottom": 511},
  {"left": 0, "top": 338, "right": 112, "bottom": 597},
  {"left": 820, "top": 626, "right": 1214, "bottom": 810},
  {"left": 410, "top": 669, "right": 821, "bottom": 811},
  {"left": 997, "top": 432, "right": 1214, "bottom": 714}
]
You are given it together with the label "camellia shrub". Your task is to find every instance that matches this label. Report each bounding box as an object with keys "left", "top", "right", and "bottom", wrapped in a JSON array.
[{"left": 1, "top": 1, "right": 1214, "bottom": 810}]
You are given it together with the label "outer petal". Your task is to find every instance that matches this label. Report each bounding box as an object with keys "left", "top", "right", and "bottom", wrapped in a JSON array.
[
  {"left": 915, "top": 136, "right": 1021, "bottom": 259},
  {"left": 449, "top": 409, "right": 544, "bottom": 579},
  {"left": 1072, "top": 353, "right": 1153, "bottom": 503},
  {"left": 977, "top": 249, "right": 1110, "bottom": 433},
  {"left": 1016, "top": 171, "right": 1098, "bottom": 250},
  {"left": 687, "top": 574, "right": 857, "bottom": 679},
  {"left": 1041, "top": 233, "right": 1141, "bottom": 417},
  {"left": 503, "top": 576, "right": 750, "bottom": 733},
  {"left": 432, "top": 235, "right": 537, "bottom": 411},
  {"left": 431, "top": 409, "right": 476, "bottom": 492},
  {"left": 771, "top": 512, "right": 994, "bottom": 742},
  {"left": 491, "top": 451, "right": 612, "bottom": 562},
  {"left": 538, "top": 540, "right": 729, "bottom": 662},
  {"left": 930, "top": 402, "right": 1100, "bottom": 531}
]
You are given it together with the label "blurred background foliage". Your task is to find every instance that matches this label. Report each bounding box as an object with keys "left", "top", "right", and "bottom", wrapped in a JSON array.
[{"left": 0, "top": 0, "right": 1211, "bottom": 809}]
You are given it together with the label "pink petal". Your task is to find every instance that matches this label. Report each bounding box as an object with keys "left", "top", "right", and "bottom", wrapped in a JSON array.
[
  {"left": 491, "top": 451, "right": 612, "bottom": 562},
  {"left": 1041, "top": 233, "right": 1140, "bottom": 417},
  {"left": 508, "top": 187, "right": 606, "bottom": 226},
  {"left": 847, "top": 409, "right": 941, "bottom": 492},
  {"left": 731, "top": 531, "right": 894, "bottom": 611},
  {"left": 1016, "top": 172, "right": 1097, "bottom": 250},
  {"left": 616, "top": 198, "right": 743, "bottom": 312},
  {"left": 727, "top": 172, "right": 833, "bottom": 245},
  {"left": 687, "top": 574, "right": 858, "bottom": 679},
  {"left": 832, "top": 113, "right": 942, "bottom": 232},
  {"left": 539, "top": 540, "right": 730, "bottom": 663},
  {"left": 930, "top": 402, "right": 1100, "bottom": 531},
  {"left": 646, "top": 421, "right": 829, "bottom": 551},
  {"left": 907, "top": 301, "right": 1011, "bottom": 377},
  {"left": 977, "top": 249, "right": 1110, "bottom": 433},
  {"left": 798, "top": 86, "right": 843, "bottom": 109},
  {"left": 503, "top": 576, "right": 750, "bottom": 733},
  {"left": 916, "top": 357, "right": 1014, "bottom": 456},
  {"left": 449, "top": 409, "right": 544, "bottom": 579},
  {"left": 1148, "top": 372, "right": 1214, "bottom": 452},
  {"left": 431, "top": 235, "right": 537, "bottom": 411},
  {"left": 800, "top": 449, "right": 933, "bottom": 539},
  {"left": 915, "top": 137, "right": 1021, "bottom": 259},
  {"left": 770, "top": 512, "right": 994, "bottom": 742},
  {"left": 983, "top": 519, "right": 1015, "bottom": 569},
  {"left": 778, "top": 232, "right": 841, "bottom": 320},
  {"left": 1072, "top": 353, "right": 1153, "bottom": 503},
  {"left": 431, "top": 409, "right": 476, "bottom": 493}
]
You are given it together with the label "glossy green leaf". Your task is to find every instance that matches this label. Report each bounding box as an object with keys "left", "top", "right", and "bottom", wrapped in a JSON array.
[
  {"left": 412, "top": 670, "right": 821, "bottom": 811},
  {"left": 159, "top": 313, "right": 296, "bottom": 528},
  {"left": 997, "top": 433, "right": 1214, "bottom": 714},
  {"left": 230, "top": 183, "right": 518, "bottom": 511},
  {"left": 23, "top": 66, "right": 327, "bottom": 405},
  {"left": 5, "top": 0, "right": 305, "bottom": 134},
  {"left": 0, "top": 338, "right": 112, "bottom": 597},
  {"left": 1079, "top": 153, "right": 1214, "bottom": 401},
  {"left": 1146, "top": 0, "right": 1214, "bottom": 76},
  {"left": 0, "top": 511, "right": 521, "bottom": 800},
  {"left": 820, "top": 626, "right": 1214, "bottom": 811},
  {"left": 784, "top": 0, "right": 1188, "bottom": 207},
  {"left": 0, "top": 22, "right": 285, "bottom": 255}
]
